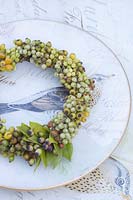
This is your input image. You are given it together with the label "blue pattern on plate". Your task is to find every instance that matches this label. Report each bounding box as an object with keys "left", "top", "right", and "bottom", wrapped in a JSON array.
[
  {"left": 0, "top": 86, "right": 69, "bottom": 114},
  {"left": 0, "top": 73, "right": 115, "bottom": 115},
  {"left": 113, "top": 158, "right": 130, "bottom": 195}
]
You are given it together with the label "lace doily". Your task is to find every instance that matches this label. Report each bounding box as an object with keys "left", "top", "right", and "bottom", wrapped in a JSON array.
[{"left": 66, "top": 168, "right": 115, "bottom": 193}]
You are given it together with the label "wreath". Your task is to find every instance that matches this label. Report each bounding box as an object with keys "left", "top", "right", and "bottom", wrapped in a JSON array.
[{"left": 0, "top": 38, "right": 95, "bottom": 169}]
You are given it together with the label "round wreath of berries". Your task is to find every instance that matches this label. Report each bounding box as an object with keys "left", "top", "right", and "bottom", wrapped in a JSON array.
[{"left": 0, "top": 38, "right": 95, "bottom": 168}]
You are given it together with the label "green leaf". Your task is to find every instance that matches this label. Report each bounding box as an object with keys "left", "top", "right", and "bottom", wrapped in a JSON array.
[
  {"left": 29, "top": 122, "right": 49, "bottom": 137},
  {"left": 62, "top": 143, "right": 73, "bottom": 161},
  {"left": 29, "top": 135, "right": 39, "bottom": 144},
  {"left": 43, "top": 125, "right": 50, "bottom": 133},
  {"left": 23, "top": 137, "right": 30, "bottom": 142},
  {"left": 41, "top": 150, "right": 47, "bottom": 167},
  {"left": 21, "top": 123, "right": 30, "bottom": 132},
  {"left": 17, "top": 123, "right": 30, "bottom": 137},
  {"left": 46, "top": 152, "right": 62, "bottom": 169},
  {"left": 22, "top": 135, "right": 39, "bottom": 145},
  {"left": 54, "top": 144, "right": 62, "bottom": 156},
  {"left": 48, "top": 136, "right": 57, "bottom": 144},
  {"left": 29, "top": 121, "right": 44, "bottom": 133},
  {"left": 34, "top": 156, "right": 41, "bottom": 172},
  {"left": 45, "top": 144, "right": 63, "bottom": 168}
]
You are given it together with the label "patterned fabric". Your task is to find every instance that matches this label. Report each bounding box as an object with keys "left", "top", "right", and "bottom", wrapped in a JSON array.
[{"left": 0, "top": 158, "right": 131, "bottom": 200}]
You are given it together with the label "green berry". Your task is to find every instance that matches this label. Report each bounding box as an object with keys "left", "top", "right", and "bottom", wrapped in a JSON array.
[
  {"left": 0, "top": 126, "right": 6, "bottom": 133},
  {"left": 25, "top": 45, "right": 30, "bottom": 50},
  {"left": 63, "top": 139, "right": 68, "bottom": 145},
  {"left": 60, "top": 133, "right": 65, "bottom": 139},
  {"left": 65, "top": 133, "right": 71, "bottom": 139},
  {"left": 58, "top": 123, "right": 64, "bottom": 129},
  {"left": 23, "top": 152, "right": 30, "bottom": 160},
  {"left": 28, "top": 158, "right": 35, "bottom": 166},
  {"left": 9, "top": 155, "right": 15, "bottom": 162},
  {"left": 77, "top": 93, "right": 82, "bottom": 98},
  {"left": 25, "top": 38, "right": 31, "bottom": 44},
  {"left": 2, "top": 140, "right": 9, "bottom": 146},
  {"left": 1, "top": 119, "right": 6, "bottom": 123}
]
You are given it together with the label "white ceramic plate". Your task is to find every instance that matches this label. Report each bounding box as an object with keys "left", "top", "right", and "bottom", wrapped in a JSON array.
[{"left": 0, "top": 20, "right": 131, "bottom": 190}]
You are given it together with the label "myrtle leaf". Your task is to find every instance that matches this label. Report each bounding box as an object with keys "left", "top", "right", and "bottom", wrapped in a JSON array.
[
  {"left": 62, "top": 143, "right": 73, "bottom": 161},
  {"left": 48, "top": 136, "right": 57, "bottom": 144},
  {"left": 28, "top": 135, "right": 39, "bottom": 144},
  {"left": 17, "top": 123, "right": 30, "bottom": 137},
  {"left": 54, "top": 144, "right": 62, "bottom": 156},
  {"left": 22, "top": 135, "right": 39, "bottom": 144},
  {"left": 41, "top": 150, "right": 47, "bottom": 167},
  {"left": 34, "top": 156, "right": 41, "bottom": 172},
  {"left": 30, "top": 121, "right": 49, "bottom": 137},
  {"left": 43, "top": 125, "right": 50, "bottom": 132},
  {"left": 46, "top": 152, "right": 62, "bottom": 169}
]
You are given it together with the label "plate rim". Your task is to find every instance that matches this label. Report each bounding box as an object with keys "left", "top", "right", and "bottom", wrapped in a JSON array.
[{"left": 0, "top": 18, "right": 131, "bottom": 191}]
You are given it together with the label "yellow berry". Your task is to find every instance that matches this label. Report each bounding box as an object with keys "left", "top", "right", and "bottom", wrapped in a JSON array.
[
  {"left": 15, "top": 39, "right": 23, "bottom": 46},
  {"left": 5, "top": 64, "right": 14, "bottom": 71},
  {"left": 0, "top": 44, "right": 5, "bottom": 50},
  {"left": 0, "top": 133, "right": 3, "bottom": 141},
  {"left": 83, "top": 111, "right": 89, "bottom": 117},
  {"left": 70, "top": 89, "right": 76, "bottom": 95},
  {"left": 76, "top": 112, "right": 82, "bottom": 119},
  {"left": 5, "top": 57, "right": 12, "bottom": 64},
  {"left": 70, "top": 113, "right": 76, "bottom": 119},
  {"left": 81, "top": 117, "right": 87, "bottom": 122},
  {"left": 9, "top": 127, "right": 15, "bottom": 133},
  {"left": 4, "top": 132, "right": 12, "bottom": 140},
  {"left": 70, "top": 53, "right": 76, "bottom": 60},
  {"left": 0, "top": 53, "right": 6, "bottom": 59},
  {"left": 0, "top": 60, "right": 5, "bottom": 67},
  {"left": 64, "top": 108, "right": 70, "bottom": 115}
]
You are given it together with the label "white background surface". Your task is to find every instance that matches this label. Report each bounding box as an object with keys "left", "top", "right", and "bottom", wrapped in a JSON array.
[{"left": 0, "top": 0, "right": 133, "bottom": 199}]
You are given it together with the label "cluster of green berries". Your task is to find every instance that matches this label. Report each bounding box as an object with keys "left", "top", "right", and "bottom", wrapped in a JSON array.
[
  {"left": 0, "top": 119, "right": 55, "bottom": 166},
  {"left": 0, "top": 38, "right": 95, "bottom": 167}
]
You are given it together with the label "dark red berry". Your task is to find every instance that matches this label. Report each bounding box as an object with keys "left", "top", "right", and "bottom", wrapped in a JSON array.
[
  {"left": 51, "top": 130, "right": 59, "bottom": 137},
  {"left": 59, "top": 143, "right": 64, "bottom": 148},
  {"left": 48, "top": 121, "right": 53, "bottom": 128}
]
